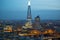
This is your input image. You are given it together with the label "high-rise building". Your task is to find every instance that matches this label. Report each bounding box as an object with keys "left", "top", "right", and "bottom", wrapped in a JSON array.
[
  {"left": 33, "top": 16, "right": 42, "bottom": 30},
  {"left": 27, "top": 0, "right": 32, "bottom": 20},
  {"left": 22, "top": 0, "right": 32, "bottom": 29},
  {"left": 35, "top": 16, "right": 40, "bottom": 23},
  {"left": 0, "top": 23, "right": 3, "bottom": 40}
]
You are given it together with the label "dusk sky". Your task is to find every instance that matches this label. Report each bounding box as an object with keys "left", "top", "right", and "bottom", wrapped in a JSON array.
[{"left": 0, "top": 0, "right": 60, "bottom": 20}]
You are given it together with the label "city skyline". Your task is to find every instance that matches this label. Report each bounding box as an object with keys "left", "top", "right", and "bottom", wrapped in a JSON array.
[
  {"left": 0, "top": 0, "right": 60, "bottom": 40},
  {"left": 0, "top": 0, "right": 60, "bottom": 20}
]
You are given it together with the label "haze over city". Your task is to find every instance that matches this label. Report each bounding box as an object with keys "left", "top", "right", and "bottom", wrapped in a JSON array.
[{"left": 0, "top": 0, "right": 60, "bottom": 20}]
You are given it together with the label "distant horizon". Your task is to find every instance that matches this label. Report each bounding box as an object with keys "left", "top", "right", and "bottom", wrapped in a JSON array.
[
  {"left": 0, "top": 19, "right": 60, "bottom": 21},
  {"left": 1, "top": 10, "right": 60, "bottom": 20}
]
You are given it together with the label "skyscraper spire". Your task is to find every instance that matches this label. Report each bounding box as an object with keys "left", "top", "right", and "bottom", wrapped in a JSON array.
[
  {"left": 28, "top": 0, "right": 31, "bottom": 6},
  {"left": 27, "top": 0, "right": 32, "bottom": 21},
  {"left": 22, "top": 0, "right": 32, "bottom": 29}
]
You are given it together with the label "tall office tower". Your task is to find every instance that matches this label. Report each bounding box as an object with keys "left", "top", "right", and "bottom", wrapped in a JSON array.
[
  {"left": 22, "top": 0, "right": 32, "bottom": 29},
  {"left": 33, "top": 16, "right": 42, "bottom": 29}
]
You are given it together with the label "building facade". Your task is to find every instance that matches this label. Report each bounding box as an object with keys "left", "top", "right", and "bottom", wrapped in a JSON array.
[{"left": 22, "top": 0, "right": 32, "bottom": 29}]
